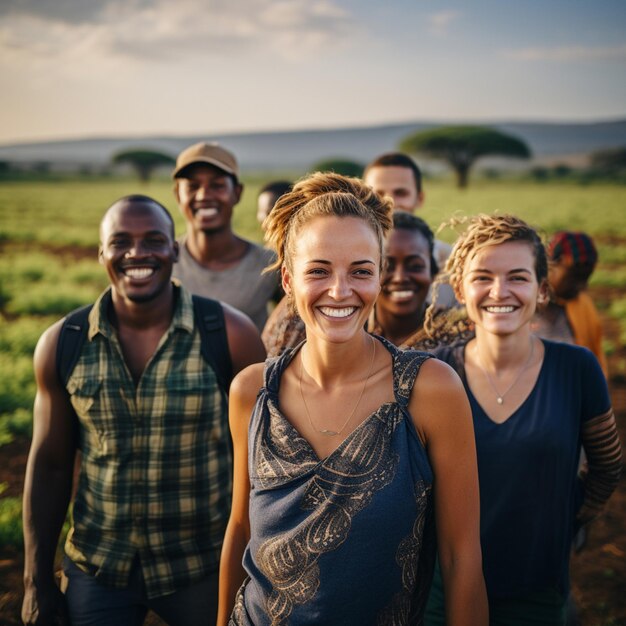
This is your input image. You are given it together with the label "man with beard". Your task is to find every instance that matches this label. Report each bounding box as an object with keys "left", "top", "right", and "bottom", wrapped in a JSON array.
[
  {"left": 22, "top": 195, "right": 265, "bottom": 626},
  {"left": 172, "top": 142, "right": 280, "bottom": 331}
]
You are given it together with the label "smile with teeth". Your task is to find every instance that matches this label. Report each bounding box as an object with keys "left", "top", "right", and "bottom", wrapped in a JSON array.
[
  {"left": 484, "top": 305, "right": 516, "bottom": 313},
  {"left": 195, "top": 208, "right": 219, "bottom": 219},
  {"left": 387, "top": 289, "right": 415, "bottom": 301},
  {"left": 123, "top": 267, "right": 155, "bottom": 279},
  {"left": 319, "top": 306, "right": 357, "bottom": 318}
]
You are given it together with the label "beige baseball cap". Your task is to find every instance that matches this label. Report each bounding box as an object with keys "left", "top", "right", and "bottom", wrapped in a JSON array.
[{"left": 173, "top": 142, "right": 239, "bottom": 179}]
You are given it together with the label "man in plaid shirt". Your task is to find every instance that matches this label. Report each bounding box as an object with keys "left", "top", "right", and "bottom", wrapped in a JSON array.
[{"left": 22, "top": 195, "right": 266, "bottom": 626}]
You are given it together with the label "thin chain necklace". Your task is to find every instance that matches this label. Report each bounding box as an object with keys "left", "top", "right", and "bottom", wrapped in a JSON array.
[
  {"left": 299, "top": 335, "right": 376, "bottom": 436},
  {"left": 474, "top": 338, "right": 535, "bottom": 405}
]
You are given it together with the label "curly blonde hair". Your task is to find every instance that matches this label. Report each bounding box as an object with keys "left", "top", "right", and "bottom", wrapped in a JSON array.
[
  {"left": 263, "top": 171, "right": 393, "bottom": 274},
  {"left": 425, "top": 213, "right": 547, "bottom": 337}
]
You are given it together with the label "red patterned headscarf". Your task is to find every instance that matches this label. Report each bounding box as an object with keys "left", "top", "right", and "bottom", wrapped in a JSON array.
[{"left": 547, "top": 231, "right": 598, "bottom": 268}]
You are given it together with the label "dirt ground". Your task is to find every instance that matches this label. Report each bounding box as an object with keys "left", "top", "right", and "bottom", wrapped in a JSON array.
[{"left": 1, "top": 290, "right": 625, "bottom": 625}]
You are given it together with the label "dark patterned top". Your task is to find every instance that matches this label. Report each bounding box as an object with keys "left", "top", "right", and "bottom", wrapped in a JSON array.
[{"left": 231, "top": 337, "right": 437, "bottom": 626}]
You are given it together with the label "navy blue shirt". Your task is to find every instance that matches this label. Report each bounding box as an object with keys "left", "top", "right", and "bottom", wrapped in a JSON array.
[{"left": 436, "top": 339, "right": 609, "bottom": 600}]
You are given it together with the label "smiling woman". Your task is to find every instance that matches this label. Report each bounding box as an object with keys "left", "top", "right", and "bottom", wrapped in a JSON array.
[
  {"left": 368, "top": 212, "right": 440, "bottom": 349},
  {"left": 424, "top": 214, "right": 622, "bottom": 626},
  {"left": 217, "top": 172, "right": 488, "bottom": 626}
]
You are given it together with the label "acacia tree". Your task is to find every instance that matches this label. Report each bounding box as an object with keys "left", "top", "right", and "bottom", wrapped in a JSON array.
[
  {"left": 399, "top": 126, "right": 531, "bottom": 188},
  {"left": 112, "top": 149, "right": 175, "bottom": 182}
]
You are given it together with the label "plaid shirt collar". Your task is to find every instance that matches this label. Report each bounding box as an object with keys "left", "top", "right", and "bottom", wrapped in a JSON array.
[{"left": 87, "top": 282, "right": 195, "bottom": 342}]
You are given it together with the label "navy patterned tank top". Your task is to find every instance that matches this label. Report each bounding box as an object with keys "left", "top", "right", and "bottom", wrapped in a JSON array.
[{"left": 231, "top": 336, "right": 436, "bottom": 626}]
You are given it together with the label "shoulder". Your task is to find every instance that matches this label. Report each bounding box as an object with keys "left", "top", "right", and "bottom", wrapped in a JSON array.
[
  {"left": 221, "top": 300, "right": 264, "bottom": 344},
  {"left": 565, "top": 291, "right": 599, "bottom": 314},
  {"left": 34, "top": 318, "right": 65, "bottom": 377},
  {"left": 221, "top": 302, "right": 267, "bottom": 371},
  {"left": 222, "top": 301, "right": 258, "bottom": 334},
  {"left": 246, "top": 240, "right": 275, "bottom": 264},
  {"left": 543, "top": 338, "right": 593, "bottom": 364},
  {"left": 413, "top": 357, "right": 465, "bottom": 399},
  {"left": 409, "top": 357, "right": 471, "bottom": 443},
  {"left": 230, "top": 362, "right": 265, "bottom": 406},
  {"left": 33, "top": 316, "right": 81, "bottom": 399},
  {"left": 543, "top": 338, "right": 605, "bottom": 378}
]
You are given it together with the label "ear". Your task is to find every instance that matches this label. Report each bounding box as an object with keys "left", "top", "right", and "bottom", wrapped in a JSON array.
[
  {"left": 537, "top": 279, "right": 549, "bottom": 305},
  {"left": 416, "top": 190, "right": 425, "bottom": 208},
  {"left": 281, "top": 264, "right": 292, "bottom": 297},
  {"left": 172, "top": 240, "right": 180, "bottom": 263},
  {"left": 453, "top": 281, "right": 465, "bottom": 305},
  {"left": 98, "top": 246, "right": 104, "bottom": 266},
  {"left": 173, "top": 181, "right": 180, "bottom": 204},
  {"left": 233, "top": 182, "right": 244, "bottom": 205}
]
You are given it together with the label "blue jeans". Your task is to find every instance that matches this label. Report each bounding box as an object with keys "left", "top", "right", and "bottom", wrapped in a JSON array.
[{"left": 63, "top": 557, "right": 218, "bottom": 626}]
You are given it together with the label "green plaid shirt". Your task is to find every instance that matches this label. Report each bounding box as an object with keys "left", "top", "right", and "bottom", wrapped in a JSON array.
[{"left": 64, "top": 284, "right": 231, "bottom": 598}]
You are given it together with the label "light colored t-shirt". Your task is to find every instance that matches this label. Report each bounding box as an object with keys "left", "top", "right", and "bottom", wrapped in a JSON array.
[{"left": 173, "top": 237, "right": 279, "bottom": 331}]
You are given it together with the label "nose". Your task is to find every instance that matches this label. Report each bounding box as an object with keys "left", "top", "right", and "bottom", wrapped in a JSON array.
[
  {"left": 195, "top": 184, "right": 211, "bottom": 201},
  {"left": 125, "top": 239, "right": 149, "bottom": 258},
  {"left": 391, "top": 262, "right": 407, "bottom": 283},
  {"left": 489, "top": 277, "right": 508, "bottom": 299},
  {"left": 328, "top": 273, "right": 352, "bottom": 300}
]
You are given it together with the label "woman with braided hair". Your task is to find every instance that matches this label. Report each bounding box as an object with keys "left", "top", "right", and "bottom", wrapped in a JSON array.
[
  {"left": 217, "top": 172, "right": 487, "bottom": 625},
  {"left": 424, "top": 214, "right": 622, "bottom": 625}
]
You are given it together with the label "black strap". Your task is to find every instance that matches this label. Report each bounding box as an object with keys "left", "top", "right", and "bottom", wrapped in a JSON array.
[
  {"left": 56, "top": 304, "right": 93, "bottom": 387},
  {"left": 56, "top": 297, "right": 233, "bottom": 394},
  {"left": 192, "top": 295, "right": 233, "bottom": 394}
]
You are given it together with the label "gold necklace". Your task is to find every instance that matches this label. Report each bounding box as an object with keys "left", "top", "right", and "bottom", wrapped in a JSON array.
[
  {"left": 299, "top": 335, "right": 376, "bottom": 436},
  {"left": 474, "top": 338, "right": 535, "bottom": 405}
]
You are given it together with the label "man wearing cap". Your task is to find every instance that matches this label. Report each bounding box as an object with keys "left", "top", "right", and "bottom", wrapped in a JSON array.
[{"left": 172, "top": 142, "right": 279, "bottom": 331}]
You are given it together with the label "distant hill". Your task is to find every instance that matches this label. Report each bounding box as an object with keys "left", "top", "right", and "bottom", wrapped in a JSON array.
[{"left": 0, "top": 119, "right": 625, "bottom": 173}]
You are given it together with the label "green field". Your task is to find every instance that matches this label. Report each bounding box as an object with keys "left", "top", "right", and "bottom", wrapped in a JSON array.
[{"left": 1, "top": 175, "right": 626, "bottom": 549}]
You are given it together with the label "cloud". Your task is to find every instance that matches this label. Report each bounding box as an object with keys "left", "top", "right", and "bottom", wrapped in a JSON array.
[
  {"left": 0, "top": 0, "right": 109, "bottom": 23},
  {"left": 428, "top": 10, "right": 461, "bottom": 35},
  {"left": 0, "top": 0, "right": 357, "bottom": 72},
  {"left": 505, "top": 44, "right": 626, "bottom": 62}
]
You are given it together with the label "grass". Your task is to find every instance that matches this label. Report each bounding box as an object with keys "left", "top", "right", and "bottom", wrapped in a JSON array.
[
  {"left": 1, "top": 174, "right": 625, "bottom": 619},
  {"left": 0, "top": 176, "right": 625, "bottom": 444},
  {"left": 419, "top": 180, "right": 626, "bottom": 244},
  {"left": 0, "top": 489, "right": 22, "bottom": 548},
  {"left": 0, "top": 176, "right": 269, "bottom": 247}
]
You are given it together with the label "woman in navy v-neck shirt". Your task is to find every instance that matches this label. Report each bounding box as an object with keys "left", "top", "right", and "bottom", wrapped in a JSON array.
[{"left": 424, "top": 214, "right": 622, "bottom": 625}]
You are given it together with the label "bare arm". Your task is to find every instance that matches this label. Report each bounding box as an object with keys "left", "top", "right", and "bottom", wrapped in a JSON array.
[
  {"left": 577, "top": 408, "right": 622, "bottom": 525},
  {"left": 22, "top": 321, "right": 78, "bottom": 625},
  {"left": 217, "top": 364, "right": 264, "bottom": 626},
  {"left": 223, "top": 303, "right": 267, "bottom": 376},
  {"left": 412, "top": 358, "right": 488, "bottom": 626}
]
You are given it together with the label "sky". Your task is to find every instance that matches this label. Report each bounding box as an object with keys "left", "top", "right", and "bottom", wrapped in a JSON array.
[{"left": 1, "top": 0, "right": 625, "bottom": 144}]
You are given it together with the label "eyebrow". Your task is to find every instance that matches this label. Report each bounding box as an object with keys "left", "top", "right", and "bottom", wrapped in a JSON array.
[
  {"left": 468, "top": 267, "right": 532, "bottom": 274},
  {"left": 305, "top": 259, "right": 376, "bottom": 266},
  {"left": 108, "top": 229, "right": 167, "bottom": 239}
]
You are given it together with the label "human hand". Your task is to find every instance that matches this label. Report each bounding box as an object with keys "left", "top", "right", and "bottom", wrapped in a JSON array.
[{"left": 22, "top": 580, "right": 68, "bottom": 626}]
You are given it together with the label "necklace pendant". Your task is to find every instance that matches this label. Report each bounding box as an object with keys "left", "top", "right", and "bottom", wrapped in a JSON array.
[
  {"left": 496, "top": 397, "right": 504, "bottom": 405},
  {"left": 320, "top": 429, "right": 339, "bottom": 436}
]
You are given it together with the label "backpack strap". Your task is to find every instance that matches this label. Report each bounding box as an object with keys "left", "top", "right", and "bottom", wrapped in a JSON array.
[
  {"left": 56, "top": 304, "right": 93, "bottom": 387},
  {"left": 56, "top": 297, "right": 233, "bottom": 394},
  {"left": 192, "top": 295, "right": 234, "bottom": 394}
]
